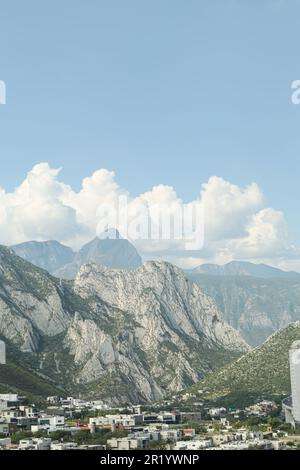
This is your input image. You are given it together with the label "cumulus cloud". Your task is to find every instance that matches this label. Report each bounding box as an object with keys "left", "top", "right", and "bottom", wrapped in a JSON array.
[
  {"left": 0, "top": 164, "right": 81, "bottom": 246},
  {"left": 63, "top": 169, "right": 128, "bottom": 232},
  {"left": 0, "top": 162, "right": 299, "bottom": 271},
  {"left": 201, "top": 176, "right": 263, "bottom": 241}
]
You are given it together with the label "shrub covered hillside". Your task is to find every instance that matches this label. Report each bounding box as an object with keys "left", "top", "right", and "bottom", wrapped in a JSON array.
[{"left": 182, "top": 322, "right": 300, "bottom": 408}]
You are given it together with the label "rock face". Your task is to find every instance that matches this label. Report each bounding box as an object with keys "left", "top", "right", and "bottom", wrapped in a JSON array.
[
  {"left": 0, "top": 245, "right": 248, "bottom": 403},
  {"left": 12, "top": 240, "right": 74, "bottom": 274},
  {"left": 184, "top": 322, "right": 300, "bottom": 408},
  {"left": 188, "top": 272, "right": 300, "bottom": 347},
  {"left": 11, "top": 241, "right": 300, "bottom": 350},
  {"left": 55, "top": 235, "right": 142, "bottom": 279},
  {"left": 0, "top": 246, "right": 72, "bottom": 353}
]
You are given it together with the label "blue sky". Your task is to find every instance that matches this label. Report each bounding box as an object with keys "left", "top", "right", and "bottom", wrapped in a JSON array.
[{"left": 0, "top": 0, "right": 300, "bottom": 252}]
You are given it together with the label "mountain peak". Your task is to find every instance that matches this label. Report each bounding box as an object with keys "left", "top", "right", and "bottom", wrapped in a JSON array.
[
  {"left": 97, "top": 228, "right": 122, "bottom": 240},
  {"left": 10, "top": 233, "right": 143, "bottom": 279},
  {"left": 54, "top": 234, "right": 142, "bottom": 279}
]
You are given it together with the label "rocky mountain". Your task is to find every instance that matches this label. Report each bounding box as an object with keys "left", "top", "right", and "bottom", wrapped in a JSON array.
[
  {"left": 9, "top": 239, "right": 300, "bottom": 353},
  {"left": 55, "top": 233, "right": 142, "bottom": 279},
  {"left": 12, "top": 240, "right": 74, "bottom": 274},
  {"left": 0, "top": 245, "right": 248, "bottom": 403},
  {"left": 182, "top": 322, "right": 300, "bottom": 408},
  {"left": 187, "top": 272, "right": 300, "bottom": 347},
  {"left": 12, "top": 233, "right": 143, "bottom": 279},
  {"left": 191, "top": 260, "right": 300, "bottom": 279}
]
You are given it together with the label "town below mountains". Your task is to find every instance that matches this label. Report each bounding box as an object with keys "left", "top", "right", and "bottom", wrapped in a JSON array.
[{"left": 1, "top": 234, "right": 300, "bottom": 411}]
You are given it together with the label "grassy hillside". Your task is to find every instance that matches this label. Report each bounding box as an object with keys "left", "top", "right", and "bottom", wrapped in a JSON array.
[
  {"left": 0, "top": 341, "right": 64, "bottom": 401},
  {"left": 183, "top": 322, "right": 300, "bottom": 408}
]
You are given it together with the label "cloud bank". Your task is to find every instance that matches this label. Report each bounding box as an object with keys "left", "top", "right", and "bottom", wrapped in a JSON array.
[{"left": 0, "top": 162, "right": 299, "bottom": 271}]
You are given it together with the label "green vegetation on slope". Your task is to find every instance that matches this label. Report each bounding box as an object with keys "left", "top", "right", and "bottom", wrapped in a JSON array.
[
  {"left": 0, "top": 341, "right": 64, "bottom": 401},
  {"left": 185, "top": 322, "right": 300, "bottom": 408}
]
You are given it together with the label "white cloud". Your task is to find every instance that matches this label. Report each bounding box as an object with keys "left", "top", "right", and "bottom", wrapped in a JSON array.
[
  {"left": 0, "top": 162, "right": 299, "bottom": 271},
  {"left": 63, "top": 169, "right": 128, "bottom": 233},
  {"left": 201, "top": 176, "right": 263, "bottom": 241},
  {"left": 0, "top": 163, "right": 81, "bottom": 246}
]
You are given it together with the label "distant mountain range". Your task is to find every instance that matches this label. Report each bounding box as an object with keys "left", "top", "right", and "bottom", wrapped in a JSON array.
[
  {"left": 12, "top": 240, "right": 74, "bottom": 274},
  {"left": 12, "top": 231, "right": 142, "bottom": 278},
  {"left": 191, "top": 260, "right": 300, "bottom": 279},
  {"left": 187, "top": 260, "right": 300, "bottom": 348},
  {"left": 0, "top": 245, "right": 247, "bottom": 403},
  {"left": 6, "top": 237, "right": 300, "bottom": 405},
  {"left": 188, "top": 272, "right": 300, "bottom": 347},
  {"left": 11, "top": 240, "right": 300, "bottom": 349},
  {"left": 181, "top": 321, "right": 300, "bottom": 408}
]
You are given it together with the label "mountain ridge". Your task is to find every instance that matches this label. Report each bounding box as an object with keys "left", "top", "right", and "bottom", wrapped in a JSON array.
[
  {"left": 188, "top": 272, "right": 300, "bottom": 347},
  {"left": 0, "top": 245, "right": 248, "bottom": 403},
  {"left": 12, "top": 234, "right": 143, "bottom": 279},
  {"left": 191, "top": 260, "right": 300, "bottom": 279},
  {"left": 55, "top": 235, "right": 142, "bottom": 279}
]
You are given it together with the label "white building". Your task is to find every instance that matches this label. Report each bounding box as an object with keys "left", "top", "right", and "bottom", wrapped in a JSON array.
[
  {"left": 157, "top": 412, "right": 178, "bottom": 424},
  {"left": 290, "top": 341, "right": 300, "bottom": 422},
  {"left": 0, "top": 341, "right": 5, "bottom": 365},
  {"left": 160, "top": 429, "right": 182, "bottom": 442},
  {"left": 128, "top": 430, "right": 160, "bottom": 442},
  {"left": 0, "top": 394, "right": 21, "bottom": 410},
  {"left": 19, "top": 438, "right": 52, "bottom": 450},
  {"left": 89, "top": 414, "right": 143, "bottom": 429},
  {"left": 0, "top": 394, "right": 19, "bottom": 402},
  {"left": 51, "top": 442, "right": 78, "bottom": 450},
  {"left": 46, "top": 396, "right": 60, "bottom": 405},
  {"left": 174, "top": 439, "right": 212, "bottom": 450},
  {"left": 31, "top": 415, "right": 65, "bottom": 432},
  {"left": 31, "top": 416, "right": 65, "bottom": 433},
  {"left": 283, "top": 341, "right": 300, "bottom": 427},
  {"left": 39, "top": 415, "right": 65, "bottom": 427},
  {"left": 208, "top": 407, "right": 227, "bottom": 418},
  {"left": 107, "top": 436, "right": 149, "bottom": 450}
]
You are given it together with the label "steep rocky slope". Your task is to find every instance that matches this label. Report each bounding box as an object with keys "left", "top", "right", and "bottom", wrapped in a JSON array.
[
  {"left": 188, "top": 273, "right": 300, "bottom": 347},
  {"left": 68, "top": 262, "right": 248, "bottom": 401},
  {"left": 0, "top": 246, "right": 73, "bottom": 352},
  {"left": 0, "top": 246, "right": 248, "bottom": 403}
]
